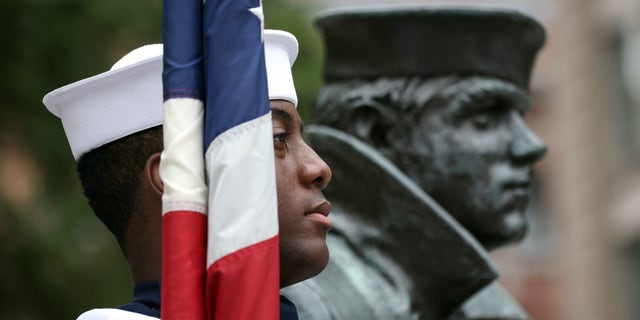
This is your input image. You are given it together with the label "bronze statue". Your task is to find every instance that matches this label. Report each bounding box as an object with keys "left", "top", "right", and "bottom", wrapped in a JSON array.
[{"left": 282, "top": 6, "right": 546, "bottom": 319}]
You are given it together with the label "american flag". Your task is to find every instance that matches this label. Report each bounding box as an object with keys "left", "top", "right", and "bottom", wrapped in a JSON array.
[{"left": 160, "top": 0, "right": 279, "bottom": 319}]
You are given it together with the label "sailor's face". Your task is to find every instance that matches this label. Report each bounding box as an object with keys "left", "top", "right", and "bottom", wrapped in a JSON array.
[
  {"left": 271, "top": 100, "right": 332, "bottom": 288},
  {"left": 399, "top": 78, "right": 546, "bottom": 249}
]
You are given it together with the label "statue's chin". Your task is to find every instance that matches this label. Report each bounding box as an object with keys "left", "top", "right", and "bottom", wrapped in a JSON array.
[{"left": 477, "top": 211, "right": 528, "bottom": 251}]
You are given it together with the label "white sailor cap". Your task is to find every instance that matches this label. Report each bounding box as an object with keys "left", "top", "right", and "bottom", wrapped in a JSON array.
[
  {"left": 42, "top": 29, "right": 299, "bottom": 160},
  {"left": 264, "top": 30, "right": 298, "bottom": 106}
]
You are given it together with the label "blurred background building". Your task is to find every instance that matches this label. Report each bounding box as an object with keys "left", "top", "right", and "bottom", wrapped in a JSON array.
[{"left": 1, "top": 0, "right": 639, "bottom": 319}]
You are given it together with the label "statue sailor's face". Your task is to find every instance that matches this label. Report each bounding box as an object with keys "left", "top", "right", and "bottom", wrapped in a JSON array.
[{"left": 396, "top": 76, "right": 546, "bottom": 249}]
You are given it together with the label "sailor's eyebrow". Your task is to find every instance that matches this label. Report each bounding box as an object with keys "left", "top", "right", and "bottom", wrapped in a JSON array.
[
  {"left": 271, "top": 107, "right": 293, "bottom": 125},
  {"left": 271, "top": 107, "right": 304, "bottom": 134}
]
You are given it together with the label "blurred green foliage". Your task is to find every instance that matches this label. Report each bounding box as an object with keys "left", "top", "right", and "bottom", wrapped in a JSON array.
[{"left": 0, "top": 0, "right": 322, "bottom": 318}]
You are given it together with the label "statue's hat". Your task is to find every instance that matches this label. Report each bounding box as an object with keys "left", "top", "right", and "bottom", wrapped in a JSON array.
[{"left": 315, "top": 6, "right": 545, "bottom": 89}]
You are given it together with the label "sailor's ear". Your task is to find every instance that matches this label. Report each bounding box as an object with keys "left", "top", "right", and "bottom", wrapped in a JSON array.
[
  {"left": 346, "top": 104, "right": 393, "bottom": 149},
  {"left": 145, "top": 152, "right": 164, "bottom": 195}
]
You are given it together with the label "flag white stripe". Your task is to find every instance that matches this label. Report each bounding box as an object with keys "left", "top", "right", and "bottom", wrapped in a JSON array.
[
  {"left": 161, "top": 98, "right": 208, "bottom": 215},
  {"left": 205, "top": 113, "right": 278, "bottom": 266}
]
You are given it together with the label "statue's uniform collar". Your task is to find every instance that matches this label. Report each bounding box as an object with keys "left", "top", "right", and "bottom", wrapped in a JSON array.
[{"left": 307, "top": 125, "right": 497, "bottom": 318}]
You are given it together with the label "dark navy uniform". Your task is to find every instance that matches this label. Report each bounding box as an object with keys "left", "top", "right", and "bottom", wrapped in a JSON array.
[
  {"left": 118, "top": 281, "right": 299, "bottom": 320},
  {"left": 118, "top": 282, "right": 161, "bottom": 318}
]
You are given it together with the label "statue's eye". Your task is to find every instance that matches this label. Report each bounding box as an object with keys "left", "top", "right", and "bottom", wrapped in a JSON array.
[{"left": 470, "top": 113, "right": 496, "bottom": 130}]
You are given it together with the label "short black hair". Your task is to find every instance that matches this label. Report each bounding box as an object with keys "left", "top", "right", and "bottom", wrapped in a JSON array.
[{"left": 76, "top": 126, "right": 163, "bottom": 248}]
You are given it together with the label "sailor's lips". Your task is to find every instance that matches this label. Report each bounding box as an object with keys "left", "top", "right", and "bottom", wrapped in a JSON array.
[{"left": 305, "top": 202, "right": 331, "bottom": 228}]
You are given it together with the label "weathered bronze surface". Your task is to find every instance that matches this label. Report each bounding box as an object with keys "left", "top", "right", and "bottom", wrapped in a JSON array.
[
  {"left": 284, "top": 126, "right": 497, "bottom": 319},
  {"left": 283, "top": 6, "right": 546, "bottom": 319}
]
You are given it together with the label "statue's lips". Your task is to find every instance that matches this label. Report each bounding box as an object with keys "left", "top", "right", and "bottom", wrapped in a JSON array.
[
  {"left": 503, "top": 180, "right": 530, "bottom": 188},
  {"left": 501, "top": 177, "right": 532, "bottom": 192},
  {"left": 498, "top": 188, "right": 531, "bottom": 212}
]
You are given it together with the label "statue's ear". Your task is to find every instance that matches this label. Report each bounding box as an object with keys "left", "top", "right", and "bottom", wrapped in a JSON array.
[{"left": 346, "top": 104, "right": 393, "bottom": 149}]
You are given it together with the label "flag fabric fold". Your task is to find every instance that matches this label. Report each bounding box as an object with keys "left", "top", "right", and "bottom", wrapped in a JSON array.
[{"left": 161, "top": 0, "right": 279, "bottom": 319}]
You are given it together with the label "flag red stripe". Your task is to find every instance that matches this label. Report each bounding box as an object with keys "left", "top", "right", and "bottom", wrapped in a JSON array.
[
  {"left": 206, "top": 235, "right": 280, "bottom": 320},
  {"left": 162, "top": 210, "right": 207, "bottom": 320}
]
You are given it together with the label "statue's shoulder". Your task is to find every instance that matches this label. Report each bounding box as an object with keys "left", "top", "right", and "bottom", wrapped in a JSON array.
[
  {"left": 454, "top": 281, "right": 530, "bottom": 320},
  {"left": 282, "top": 232, "right": 412, "bottom": 320}
]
